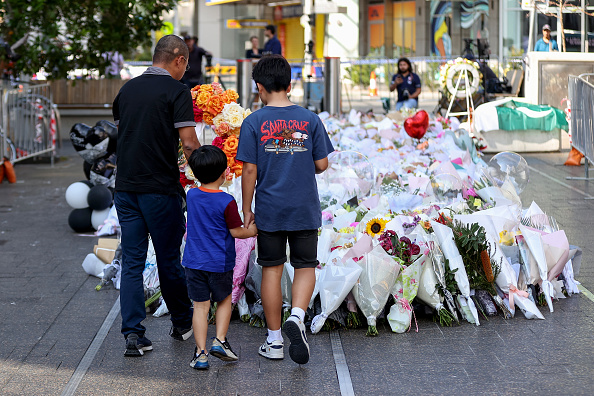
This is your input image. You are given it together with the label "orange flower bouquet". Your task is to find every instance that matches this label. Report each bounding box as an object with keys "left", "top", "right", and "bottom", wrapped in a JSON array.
[{"left": 180, "top": 82, "right": 252, "bottom": 190}]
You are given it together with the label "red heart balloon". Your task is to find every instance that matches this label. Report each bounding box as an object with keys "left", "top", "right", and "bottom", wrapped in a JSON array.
[{"left": 404, "top": 110, "right": 429, "bottom": 140}]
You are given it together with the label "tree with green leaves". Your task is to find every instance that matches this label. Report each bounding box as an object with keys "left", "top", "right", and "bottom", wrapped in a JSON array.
[{"left": 0, "top": 0, "right": 177, "bottom": 80}]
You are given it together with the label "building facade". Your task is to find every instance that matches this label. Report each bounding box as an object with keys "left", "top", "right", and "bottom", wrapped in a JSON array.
[{"left": 167, "top": 0, "right": 594, "bottom": 61}]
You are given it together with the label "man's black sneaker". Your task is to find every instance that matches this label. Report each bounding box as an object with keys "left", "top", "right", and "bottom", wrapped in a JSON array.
[
  {"left": 124, "top": 334, "right": 153, "bottom": 357},
  {"left": 169, "top": 326, "right": 193, "bottom": 341}
]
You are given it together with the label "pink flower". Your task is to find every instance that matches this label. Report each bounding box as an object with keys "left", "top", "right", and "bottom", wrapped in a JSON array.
[
  {"left": 349, "top": 222, "right": 359, "bottom": 228},
  {"left": 212, "top": 137, "right": 224, "bottom": 149},
  {"left": 462, "top": 186, "right": 478, "bottom": 199}
]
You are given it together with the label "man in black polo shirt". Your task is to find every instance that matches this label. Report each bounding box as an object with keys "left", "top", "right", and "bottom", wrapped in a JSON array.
[
  {"left": 113, "top": 34, "right": 201, "bottom": 357},
  {"left": 181, "top": 35, "right": 211, "bottom": 88}
]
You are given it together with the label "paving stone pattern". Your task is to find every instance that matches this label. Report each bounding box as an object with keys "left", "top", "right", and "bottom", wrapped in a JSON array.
[{"left": 0, "top": 144, "right": 593, "bottom": 395}]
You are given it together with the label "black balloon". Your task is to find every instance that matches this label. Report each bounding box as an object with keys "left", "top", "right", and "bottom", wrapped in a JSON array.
[
  {"left": 83, "top": 161, "right": 92, "bottom": 180},
  {"left": 95, "top": 120, "right": 118, "bottom": 154},
  {"left": 87, "top": 185, "right": 113, "bottom": 210},
  {"left": 68, "top": 208, "right": 94, "bottom": 232},
  {"left": 91, "top": 153, "right": 117, "bottom": 178},
  {"left": 69, "top": 123, "right": 110, "bottom": 162}
]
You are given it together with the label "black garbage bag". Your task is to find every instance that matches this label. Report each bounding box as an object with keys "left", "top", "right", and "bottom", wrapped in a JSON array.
[{"left": 69, "top": 123, "right": 110, "bottom": 163}]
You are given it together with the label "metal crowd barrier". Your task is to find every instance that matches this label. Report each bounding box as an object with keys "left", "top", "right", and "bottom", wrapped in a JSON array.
[
  {"left": 567, "top": 74, "right": 594, "bottom": 184},
  {"left": 1, "top": 83, "right": 58, "bottom": 165}
]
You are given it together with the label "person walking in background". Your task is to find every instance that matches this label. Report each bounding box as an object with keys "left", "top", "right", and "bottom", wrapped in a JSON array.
[
  {"left": 182, "top": 35, "right": 212, "bottom": 88},
  {"left": 534, "top": 24, "right": 559, "bottom": 52},
  {"left": 103, "top": 51, "right": 124, "bottom": 78},
  {"left": 263, "top": 25, "right": 282, "bottom": 55},
  {"left": 112, "top": 35, "right": 201, "bottom": 357},
  {"left": 236, "top": 55, "right": 334, "bottom": 365},
  {"left": 183, "top": 145, "right": 258, "bottom": 370},
  {"left": 246, "top": 36, "right": 262, "bottom": 59},
  {"left": 389, "top": 57, "right": 422, "bottom": 110},
  {"left": 246, "top": 36, "right": 263, "bottom": 110}
]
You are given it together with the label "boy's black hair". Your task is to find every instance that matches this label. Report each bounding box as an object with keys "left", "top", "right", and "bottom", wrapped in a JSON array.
[
  {"left": 252, "top": 54, "right": 291, "bottom": 93},
  {"left": 188, "top": 145, "right": 227, "bottom": 184},
  {"left": 265, "top": 25, "right": 276, "bottom": 35}
]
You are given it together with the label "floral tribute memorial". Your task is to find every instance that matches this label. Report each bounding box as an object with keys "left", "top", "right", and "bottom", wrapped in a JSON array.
[{"left": 144, "top": 88, "right": 582, "bottom": 336}]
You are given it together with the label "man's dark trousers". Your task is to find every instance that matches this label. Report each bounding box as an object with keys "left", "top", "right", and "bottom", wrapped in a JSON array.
[{"left": 115, "top": 191, "right": 193, "bottom": 338}]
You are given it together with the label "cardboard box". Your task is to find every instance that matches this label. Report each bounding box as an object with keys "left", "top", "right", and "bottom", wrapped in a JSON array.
[{"left": 93, "top": 238, "right": 119, "bottom": 264}]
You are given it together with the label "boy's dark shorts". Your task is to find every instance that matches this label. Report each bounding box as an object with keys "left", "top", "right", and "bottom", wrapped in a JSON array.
[
  {"left": 257, "top": 229, "right": 319, "bottom": 269},
  {"left": 184, "top": 268, "right": 233, "bottom": 303}
]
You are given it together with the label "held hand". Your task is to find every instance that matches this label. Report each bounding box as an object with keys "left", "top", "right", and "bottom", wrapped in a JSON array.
[
  {"left": 395, "top": 76, "right": 403, "bottom": 85},
  {"left": 243, "top": 210, "right": 255, "bottom": 228},
  {"left": 247, "top": 221, "right": 258, "bottom": 237}
]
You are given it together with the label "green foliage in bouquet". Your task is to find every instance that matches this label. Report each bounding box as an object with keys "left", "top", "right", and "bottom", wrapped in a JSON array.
[
  {"left": 208, "top": 302, "right": 218, "bottom": 325},
  {"left": 249, "top": 315, "right": 266, "bottom": 328},
  {"left": 342, "top": 203, "right": 368, "bottom": 223},
  {"left": 281, "top": 307, "right": 291, "bottom": 327},
  {"left": 434, "top": 308, "right": 457, "bottom": 327},
  {"left": 366, "top": 325, "right": 379, "bottom": 337},
  {"left": 346, "top": 311, "right": 363, "bottom": 329},
  {"left": 240, "top": 313, "right": 251, "bottom": 323},
  {"left": 437, "top": 258, "right": 459, "bottom": 298},
  {"left": 451, "top": 222, "right": 501, "bottom": 295}
]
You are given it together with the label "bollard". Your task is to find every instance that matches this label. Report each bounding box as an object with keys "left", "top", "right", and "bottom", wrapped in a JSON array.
[
  {"left": 324, "top": 57, "right": 341, "bottom": 116},
  {"left": 236, "top": 59, "right": 254, "bottom": 110}
]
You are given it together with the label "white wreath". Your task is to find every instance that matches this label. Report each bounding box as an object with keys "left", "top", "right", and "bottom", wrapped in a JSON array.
[{"left": 446, "top": 63, "right": 480, "bottom": 98}]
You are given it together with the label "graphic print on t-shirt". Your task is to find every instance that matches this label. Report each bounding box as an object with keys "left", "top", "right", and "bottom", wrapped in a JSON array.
[{"left": 260, "top": 119, "right": 309, "bottom": 155}]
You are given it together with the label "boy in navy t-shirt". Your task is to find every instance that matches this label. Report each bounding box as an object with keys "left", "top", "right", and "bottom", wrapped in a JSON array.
[
  {"left": 183, "top": 145, "right": 257, "bottom": 370},
  {"left": 236, "top": 55, "right": 334, "bottom": 365}
]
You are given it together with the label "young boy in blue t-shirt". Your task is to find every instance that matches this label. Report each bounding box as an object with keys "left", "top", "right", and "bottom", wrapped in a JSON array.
[
  {"left": 183, "top": 145, "right": 257, "bottom": 370},
  {"left": 236, "top": 55, "right": 334, "bottom": 365}
]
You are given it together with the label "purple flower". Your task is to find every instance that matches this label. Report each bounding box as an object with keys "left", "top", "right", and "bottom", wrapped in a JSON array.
[{"left": 409, "top": 244, "right": 421, "bottom": 255}]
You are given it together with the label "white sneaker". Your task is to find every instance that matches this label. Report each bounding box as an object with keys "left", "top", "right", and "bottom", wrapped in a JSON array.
[
  {"left": 283, "top": 315, "right": 310, "bottom": 364},
  {"left": 258, "top": 339, "right": 284, "bottom": 360}
]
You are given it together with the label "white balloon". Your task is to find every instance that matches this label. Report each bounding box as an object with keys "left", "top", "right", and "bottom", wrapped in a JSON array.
[
  {"left": 65, "top": 182, "right": 91, "bottom": 209},
  {"left": 91, "top": 207, "right": 111, "bottom": 230}
]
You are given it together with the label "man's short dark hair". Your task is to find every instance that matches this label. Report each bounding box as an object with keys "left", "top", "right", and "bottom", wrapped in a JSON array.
[
  {"left": 265, "top": 25, "right": 276, "bottom": 35},
  {"left": 397, "top": 57, "right": 412, "bottom": 72},
  {"left": 153, "top": 35, "right": 189, "bottom": 64},
  {"left": 252, "top": 55, "right": 291, "bottom": 93},
  {"left": 188, "top": 145, "right": 228, "bottom": 184}
]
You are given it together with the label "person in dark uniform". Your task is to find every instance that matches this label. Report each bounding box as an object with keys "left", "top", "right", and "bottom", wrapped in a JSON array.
[{"left": 181, "top": 35, "right": 212, "bottom": 88}]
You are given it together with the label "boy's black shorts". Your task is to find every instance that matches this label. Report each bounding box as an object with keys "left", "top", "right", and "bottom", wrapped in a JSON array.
[
  {"left": 184, "top": 268, "right": 233, "bottom": 303},
  {"left": 257, "top": 229, "right": 319, "bottom": 269}
]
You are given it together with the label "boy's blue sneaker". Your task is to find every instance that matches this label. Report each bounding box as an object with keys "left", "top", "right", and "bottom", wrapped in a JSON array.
[
  {"left": 283, "top": 315, "right": 310, "bottom": 364},
  {"left": 209, "top": 337, "right": 239, "bottom": 362},
  {"left": 190, "top": 347, "right": 209, "bottom": 370},
  {"left": 124, "top": 334, "right": 153, "bottom": 357}
]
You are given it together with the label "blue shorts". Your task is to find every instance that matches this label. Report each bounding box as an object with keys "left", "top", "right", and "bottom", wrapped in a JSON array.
[{"left": 184, "top": 268, "right": 233, "bottom": 303}]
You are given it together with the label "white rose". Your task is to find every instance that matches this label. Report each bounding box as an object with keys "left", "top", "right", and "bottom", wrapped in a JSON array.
[
  {"left": 212, "top": 113, "right": 224, "bottom": 128},
  {"left": 222, "top": 103, "right": 244, "bottom": 128}
]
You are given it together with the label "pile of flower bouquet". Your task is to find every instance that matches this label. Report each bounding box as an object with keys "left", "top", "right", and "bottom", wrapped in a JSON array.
[{"left": 229, "top": 109, "right": 581, "bottom": 336}]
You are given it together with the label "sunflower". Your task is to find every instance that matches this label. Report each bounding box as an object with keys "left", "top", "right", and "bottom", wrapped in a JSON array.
[{"left": 366, "top": 218, "right": 388, "bottom": 237}]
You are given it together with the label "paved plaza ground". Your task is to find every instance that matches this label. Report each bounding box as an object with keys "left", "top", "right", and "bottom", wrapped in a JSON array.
[{"left": 1, "top": 140, "right": 594, "bottom": 395}]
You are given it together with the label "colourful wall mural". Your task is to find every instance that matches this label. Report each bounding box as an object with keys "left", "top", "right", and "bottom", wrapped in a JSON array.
[{"left": 430, "top": 0, "right": 489, "bottom": 57}]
